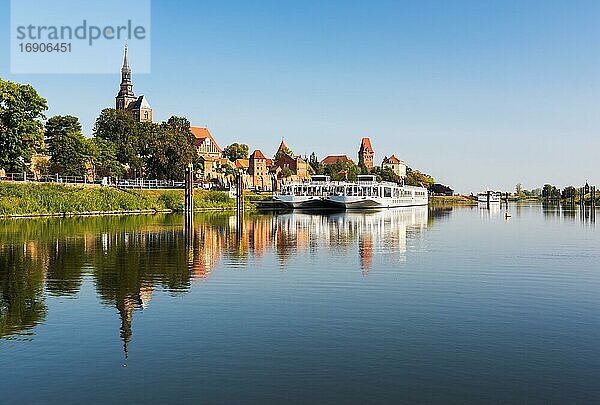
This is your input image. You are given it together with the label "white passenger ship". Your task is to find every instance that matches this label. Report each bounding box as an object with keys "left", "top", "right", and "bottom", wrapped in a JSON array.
[
  {"left": 477, "top": 191, "right": 501, "bottom": 203},
  {"left": 275, "top": 175, "right": 428, "bottom": 209},
  {"left": 326, "top": 175, "right": 428, "bottom": 209},
  {"left": 275, "top": 175, "right": 332, "bottom": 208}
]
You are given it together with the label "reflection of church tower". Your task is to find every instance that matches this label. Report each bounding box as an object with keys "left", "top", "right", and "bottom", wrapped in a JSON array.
[
  {"left": 116, "top": 296, "right": 135, "bottom": 359},
  {"left": 359, "top": 236, "right": 373, "bottom": 275},
  {"left": 115, "top": 46, "right": 153, "bottom": 123}
]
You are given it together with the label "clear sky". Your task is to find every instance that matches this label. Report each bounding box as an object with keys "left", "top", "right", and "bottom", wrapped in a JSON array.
[{"left": 1, "top": 0, "right": 599, "bottom": 193}]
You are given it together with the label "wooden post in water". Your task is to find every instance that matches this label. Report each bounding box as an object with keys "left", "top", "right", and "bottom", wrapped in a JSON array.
[
  {"left": 184, "top": 163, "right": 194, "bottom": 219},
  {"left": 235, "top": 172, "right": 244, "bottom": 236},
  {"left": 591, "top": 186, "right": 596, "bottom": 223}
]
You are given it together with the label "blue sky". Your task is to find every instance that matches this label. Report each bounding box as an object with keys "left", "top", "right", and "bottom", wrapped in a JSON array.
[{"left": 1, "top": 0, "right": 599, "bottom": 192}]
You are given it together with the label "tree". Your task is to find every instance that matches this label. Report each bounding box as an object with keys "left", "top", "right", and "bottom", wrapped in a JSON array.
[
  {"left": 145, "top": 117, "right": 197, "bottom": 180},
  {"left": 45, "top": 115, "right": 90, "bottom": 176},
  {"left": 542, "top": 184, "right": 561, "bottom": 200},
  {"left": 516, "top": 183, "right": 523, "bottom": 196},
  {"left": 88, "top": 137, "right": 122, "bottom": 178},
  {"left": 562, "top": 186, "right": 577, "bottom": 200},
  {"left": 318, "top": 159, "right": 361, "bottom": 181},
  {"left": 371, "top": 166, "right": 401, "bottom": 183},
  {"left": 0, "top": 79, "right": 47, "bottom": 172},
  {"left": 223, "top": 143, "right": 249, "bottom": 161},
  {"left": 281, "top": 167, "right": 293, "bottom": 178},
  {"left": 93, "top": 108, "right": 145, "bottom": 176},
  {"left": 405, "top": 167, "right": 435, "bottom": 188}
]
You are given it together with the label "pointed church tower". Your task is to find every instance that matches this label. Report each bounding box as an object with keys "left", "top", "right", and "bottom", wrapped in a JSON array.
[
  {"left": 116, "top": 46, "right": 137, "bottom": 111},
  {"left": 115, "top": 46, "right": 152, "bottom": 122}
]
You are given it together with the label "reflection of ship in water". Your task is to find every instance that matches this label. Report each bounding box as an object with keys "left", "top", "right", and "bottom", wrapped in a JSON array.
[
  {"left": 478, "top": 201, "right": 502, "bottom": 218},
  {"left": 327, "top": 207, "right": 429, "bottom": 272}
]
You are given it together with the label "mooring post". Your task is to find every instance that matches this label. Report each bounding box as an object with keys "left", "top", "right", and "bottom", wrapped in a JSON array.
[
  {"left": 235, "top": 172, "right": 245, "bottom": 237},
  {"left": 184, "top": 163, "right": 194, "bottom": 219}
]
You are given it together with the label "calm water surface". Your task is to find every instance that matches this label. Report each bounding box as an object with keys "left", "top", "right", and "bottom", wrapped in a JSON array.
[{"left": 1, "top": 204, "right": 599, "bottom": 404}]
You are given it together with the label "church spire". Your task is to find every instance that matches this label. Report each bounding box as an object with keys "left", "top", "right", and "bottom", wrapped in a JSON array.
[
  {"left": 116, "top": 45, "right": 135, "bottom": 107},
  {"left": 122, "top": 44, "right": 130, "bottom": 72}
]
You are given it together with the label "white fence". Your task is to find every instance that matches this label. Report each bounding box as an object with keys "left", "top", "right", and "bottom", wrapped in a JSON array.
[{"left": 0, "top": 173, "right": 210, "bottom": 190}]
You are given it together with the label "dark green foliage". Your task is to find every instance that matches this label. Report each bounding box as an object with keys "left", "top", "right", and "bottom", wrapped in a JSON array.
[
  {"left": 371, "top": 166, "right": 401, "bottom": 183},
  {"left": 223, "top": 143, "right": 249, "bottom": 161},
  {"left": 316, "top": 160, "right": 361, "bottom": 181},
  {"left": 88, "top": 137, "right": 122, "bottom": 178},
  {"left": 0, "top": 78, "right": 47, "bottom": 172},
  {"left": 93, "top": 108, "right": 146, "bottom": 176},
  {"left": 405, "top": 167, "right": 435, "bottom": 188},
  {"left": 45, "top": 115, "right": 90, "bottom": 176},
  {"left": 542, "top": 184, "right": 561, "bottom": 199},
  {"left": 145, "top": 117, "right": 196, "bottom": 180},
  {"left": 561, "top": 186, "right": 577, "bottom": 199}
]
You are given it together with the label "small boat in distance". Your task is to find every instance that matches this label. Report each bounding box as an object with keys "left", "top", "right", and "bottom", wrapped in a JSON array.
[{"left": 477, "top": 190, "right": 501, "bottom": 203}]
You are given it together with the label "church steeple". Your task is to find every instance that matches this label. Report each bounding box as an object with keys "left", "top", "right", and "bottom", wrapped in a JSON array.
[
  {"left": 115, "top": 46, "right": 152, "bottom": 122},
  {"left": 116, "top": 45, "right": 136, "bottom": 110}
]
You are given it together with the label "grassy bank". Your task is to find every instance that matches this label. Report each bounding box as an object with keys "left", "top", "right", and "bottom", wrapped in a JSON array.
[
  {"left": 429, "top": 195, "right": 477, "bottom": 205},
  {"left": 0, "top": 182, "right": 244, "bottom": 217}
]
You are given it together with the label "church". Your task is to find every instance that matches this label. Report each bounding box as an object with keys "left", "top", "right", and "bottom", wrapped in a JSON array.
[{"left": 115, "top": 46, "right": 153, "bottom": 123}]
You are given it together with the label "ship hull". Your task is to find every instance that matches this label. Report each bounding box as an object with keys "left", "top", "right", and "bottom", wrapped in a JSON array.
[{"left": 327, "top": 196, "right": 428, "bottom": 210}]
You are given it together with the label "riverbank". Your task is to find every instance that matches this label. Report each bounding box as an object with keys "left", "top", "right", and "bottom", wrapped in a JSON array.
[
  {"left": 429, "top": 195, "right": 477, "bottom": 205},
  {"left": 0, "top": 182, "right": 268, "bottom": 217}
]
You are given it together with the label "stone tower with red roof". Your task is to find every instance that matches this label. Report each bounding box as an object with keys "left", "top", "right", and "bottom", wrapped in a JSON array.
[{"left": 358, "top": 137, "right": 374, "bottom": 171}]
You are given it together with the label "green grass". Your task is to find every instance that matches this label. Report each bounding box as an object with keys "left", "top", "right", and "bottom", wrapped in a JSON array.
[
  {"left": 0, "top": 183, "right": 238, "bottom": 216},
  {"left": 429, "top": 195, "right": 477, "bottom": 205}
]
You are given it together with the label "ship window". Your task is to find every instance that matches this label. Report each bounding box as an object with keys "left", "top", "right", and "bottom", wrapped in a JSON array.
[{"left": 384, "top": 187, "right": 392, "bottom": 197}]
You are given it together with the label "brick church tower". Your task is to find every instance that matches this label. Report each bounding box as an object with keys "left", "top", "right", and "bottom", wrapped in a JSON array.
[
  {"left": 115, "top": 46, "right": 152, "bottom": 123},
  {"left": 358, "top": 137, "right": 374, "bottom": 171}
]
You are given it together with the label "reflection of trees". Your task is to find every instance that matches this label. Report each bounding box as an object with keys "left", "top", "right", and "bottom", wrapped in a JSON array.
[
  {"left": 0, "top": 245, "right": 47, "bottom": 339},
  {"left": 46, "top": 238, "right": 86, "bottom": 296}
]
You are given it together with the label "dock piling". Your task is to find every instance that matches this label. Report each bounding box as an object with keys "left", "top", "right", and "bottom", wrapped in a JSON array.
[{"left": 184, "top": 163, "right": 194, "bottom": 219}]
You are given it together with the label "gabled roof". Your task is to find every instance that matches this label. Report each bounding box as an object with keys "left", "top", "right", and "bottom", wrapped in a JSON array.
[
  {"left": 321, "top": 155, "right": 354, "bottom": 165},
  {"left": 266, "top": 158, "right": 274, "bottom": 167},
  {"left": 250, "top": 149, "right": 267, "bottom": 160},
  {"left": 359, "top": 137, "right": 373, "bottom": 153},
  {"left": 127, "top": 95, "right": 151, "bottom": 110},
  {"left": 190, "top": 126, "right": 222, "bottom": 152},
  {"left": 277, "top": 139, "right": 287, "bottom": 152},
  {"left": 383, "top": 154, "right": 403, "bottom": 164},
  {"left": 234, "top": 159, "right": 249, "bottom": 169}
]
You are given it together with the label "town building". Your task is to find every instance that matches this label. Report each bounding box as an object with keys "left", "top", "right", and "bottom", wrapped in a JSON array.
[
  {"left": 358, "top": 137, "right": 374, "bottom": 171},
  {"left": 382, "top": 154, "right": 406, "bottom": 178},
  {"left": 249, "top": 149, "right": 270, "bottom": 190},
  {"left": 321, "top": 155, "right": 354, "bottom": 166},
  {"left": 191, "top": 127, "right": 222, "bottom": 159},
  {"left": 273, "top": 140, "right": 310, "bottom": 181},
  {"left": 115, "top": 46, "right": 152, "bottom": 123}
]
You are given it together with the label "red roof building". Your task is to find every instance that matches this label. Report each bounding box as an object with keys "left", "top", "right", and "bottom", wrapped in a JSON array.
[
  {"left": 191, "top": 127, "right": 222, "bottom": 158},
  {"left": 320, "top": 155, "right": 354, "bottom": 166}
]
